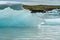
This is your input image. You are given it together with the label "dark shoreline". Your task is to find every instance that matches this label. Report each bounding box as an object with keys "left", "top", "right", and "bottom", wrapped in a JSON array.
[{"left": 23, "top": 5, "right": 60, "bottom": 13}]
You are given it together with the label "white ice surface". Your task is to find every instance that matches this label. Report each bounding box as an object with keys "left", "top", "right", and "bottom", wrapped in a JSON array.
[{"left": 0, "top": 1, "right": 60, "bottom": 5}]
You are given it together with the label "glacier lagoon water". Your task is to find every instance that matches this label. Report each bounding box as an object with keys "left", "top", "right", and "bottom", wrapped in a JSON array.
[{"left": 0, "top": 7, "right": 60, "bottom": 40}]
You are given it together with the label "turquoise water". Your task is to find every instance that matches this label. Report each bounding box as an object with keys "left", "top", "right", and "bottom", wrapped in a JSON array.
[{"left": 0, "top": 27, "right": 39, "bottom": 40}]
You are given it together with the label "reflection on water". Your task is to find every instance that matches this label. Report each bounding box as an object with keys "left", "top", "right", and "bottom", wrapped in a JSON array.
[
  {"left": 0, "top": 27, "right": 38, "bottom": 40},
  {"left": 1, "top": 25, "right": 60, "bottom": 40},
  {"left": 38, "top": 25, "right": 60, "bottom": 40}
]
